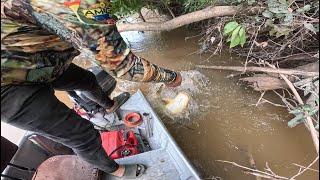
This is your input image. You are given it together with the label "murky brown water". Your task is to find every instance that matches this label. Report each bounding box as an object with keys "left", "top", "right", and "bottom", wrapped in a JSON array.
[
  {"left": 119, "top": 29, "right": 319, "bottom": 180},
  {"left": 56, "top": 28, "right": 318, "bottom": 180}
]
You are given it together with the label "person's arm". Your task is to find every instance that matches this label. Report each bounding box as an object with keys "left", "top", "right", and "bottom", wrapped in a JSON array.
[
  {"left": 62, "top": 1, "right": 182, "bottom": 86},
  {"left": 2, "top": 0, "right": 181, "bottom": 86}
]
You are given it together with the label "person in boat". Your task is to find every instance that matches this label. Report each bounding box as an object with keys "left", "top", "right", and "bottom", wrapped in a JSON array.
[{"left": 1, "top": 0, "right": 182, "bottom": 178}]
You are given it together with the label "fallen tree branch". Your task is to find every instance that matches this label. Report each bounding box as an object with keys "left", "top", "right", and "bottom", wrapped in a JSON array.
[
  {"left": 292, "top": 163, "right": 319, "bottom": 173},
  {"left": 289, "top": 156, "right": 319, "bottom": 180},
  {"left": 216, "top": 160, "right": 290, "bottom": 180},
  {"left": 217, "top": 158, "right": 319, "bottom": 180},
  {"left": 280, "top": 74, "right": 319, "bottom": 154},
  {"left": 117, "top": 6, "right": 264, "bottom": 32},
  {"left": 240, "top": 75, "right": 289, "bottom": 91},
  {"left": 239, "top": 63, "right": 319, "bottom": 91},
  {"left": 266, "top": 64, "right": 319, "bottom": 154},
  {"left": 196, "top": 65, "right": 319, "bottom": 77}
]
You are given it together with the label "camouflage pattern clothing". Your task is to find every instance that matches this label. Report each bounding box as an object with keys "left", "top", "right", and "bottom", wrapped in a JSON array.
[{"left": 1, "top": 0, "right": 177, "bottom": 86}]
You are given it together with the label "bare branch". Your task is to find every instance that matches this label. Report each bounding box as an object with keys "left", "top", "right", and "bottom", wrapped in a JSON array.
[
  {"left": 196, "top": 65, "right": 319, "bottom": 77},
  {"left": 117, "top": 6, "right": 265, "bottom": 32},
  {"left": 290, "top": 156, "right": 319, "bottom": 180}
]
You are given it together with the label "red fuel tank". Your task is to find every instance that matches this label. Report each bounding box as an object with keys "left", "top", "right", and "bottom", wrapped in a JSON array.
[{"left": 101, "top": 130, "right": 139, "bottom": 159}]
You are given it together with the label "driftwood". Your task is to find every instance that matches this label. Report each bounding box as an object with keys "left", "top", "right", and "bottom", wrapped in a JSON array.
[
  {"left": 240, "top": 75, "right": 289, "bottom": 91},
  {"left": 238, "top": 62, "right": 319, "bottom": 91},
  {"left": 196, "top": 62, "right": 319, "bottom": 91},
  {"left": 280, "top": 74, "right": 319, "bottom": 154},
  {"left": 264, "top": 63, "right": 319, "bottom": 154},
  {"left": 196, "top": 64, "right": 319, "bottom": 77},
  {"left": 117, "top": 6, "right": 264, "bottom": 32}
]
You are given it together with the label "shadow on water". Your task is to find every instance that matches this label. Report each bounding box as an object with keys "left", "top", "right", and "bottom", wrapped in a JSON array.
[{"left": 118, "top": 28, "right": 319, "bottom": 180}]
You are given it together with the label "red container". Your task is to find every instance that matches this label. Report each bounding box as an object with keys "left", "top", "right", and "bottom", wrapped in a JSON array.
[{"left": 101, "top": 130, "right": 139, "bottom": 159}]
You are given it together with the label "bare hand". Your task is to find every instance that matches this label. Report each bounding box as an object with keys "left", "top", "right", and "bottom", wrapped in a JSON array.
[{"left": 110, "top": 165, "right": 125, "bottom": 177}]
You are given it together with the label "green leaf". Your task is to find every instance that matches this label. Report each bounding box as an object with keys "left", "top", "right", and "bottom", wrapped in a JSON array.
[
  {"left": 230, "top": 36, "right": 241, "bottom": 48},
  {"left": 304, "top": 23, "right": 318, "bottom": 34},
  {"left": 297, "top": 4, "right": 311, "bottom": 13},
  {"left": 262, "top": 10, "right": 273, "bottom": 18},
  {"left": 223, "top": 21, "right": 239, "bottom": 36},
  {"left": 275, "top": 13, "right": 286, "bottom": 18},
  {"left": 273, "top": 25, "right": 290, "bottom": 37},
  {"left": 269, "top": 7, "right": 288, "bottom": 14},
  {"left": 289, "top": 108, "right": 302, "bottom": 115},
  {"left": 269, "top": 28, "right": 276, "bottom": 36},
  {"left": 240, "top": 35, "right": 246, "bottom": 47},
  {"left": 283, "top": 13, "right": 293, "bottom": 24},
  {"left": 278, "top": 0, "right": 287, "bottom": 5},
  {"left": 238, "top": 27, "right": 245, "bottom": 37},
  {"left": 288, "top": 114, "right": 305, "bottom": 128},
  {"left": 248, "top": 0, "right": 256, "bottom": 5},
  {"left": 265, "top": 19, "right": 275, "bottom": 27},
  {"left": 238, "top": 27, "right": 246, "bottom": 47},
  {"left": 255, "top": 16, "right": 262, "bottom": 22},
  {"left": 230, "top": 26, "right": 241, "bottom": 42}
]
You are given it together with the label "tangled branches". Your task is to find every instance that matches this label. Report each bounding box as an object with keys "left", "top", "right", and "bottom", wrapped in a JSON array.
[
  {"left": 199, "top": 0, "right": 319, "bottom": 137},
  {"left": 217, "top": 155, "right": 319, "bottom": 180},
  {"left": 196, "top": 1, "right": 319, "bottom": 172}
]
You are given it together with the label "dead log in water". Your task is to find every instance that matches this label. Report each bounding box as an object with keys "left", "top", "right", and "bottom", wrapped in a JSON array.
[
  {"left": 196, "top": 62, "right": 319, "bottom": 91},
  {"left": 196, "top": 63, "right": 319, "bottom": 77},
  {"left": 240, "top": 75, "right": 289, "bottom": 91}
]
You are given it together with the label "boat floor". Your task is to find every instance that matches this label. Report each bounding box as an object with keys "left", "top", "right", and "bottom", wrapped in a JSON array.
[
  {"left": 103, "top": 149, "right": 180, "bottom": 180},
  {"left": 102, "top": 90, "right": 198, "bottom": 180}
]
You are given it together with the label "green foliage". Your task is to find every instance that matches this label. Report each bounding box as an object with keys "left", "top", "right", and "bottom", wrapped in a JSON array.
[
  {"left": 109, "top": 0, "right": 215, "bottom": 17},
  {"left": 109, "top": 0, "right": 250, "bottom": 17},
  {"left": 304, "top": 23, "right": 319, "bottom": 34},
  {"left": 110, "top": 0, "right": 145, "bottom": 17},
  {"left": 262, "top": 0, "right": 319, "bottom": 37},
  {"left": 288, "top": 104, "right": 319, "bottom": 128},
  {"left": 179, "top": 0, "right": 215, "bottom": 13},
  {"left": 223, "top": 21, "right": 246, "bottom": 48},
  {"left": 236, "top": 0, "right": 256, "bottom": 5}
]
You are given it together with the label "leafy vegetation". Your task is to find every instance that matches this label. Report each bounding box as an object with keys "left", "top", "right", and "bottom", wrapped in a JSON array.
[
  {"left": 110, "top": 0, "right": 145, "bottom": 17},
  {"left": 223, "top": 21, "right": 247, "bottom": 48}
]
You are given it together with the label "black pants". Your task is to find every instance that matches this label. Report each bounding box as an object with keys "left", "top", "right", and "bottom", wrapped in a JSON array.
[{"left": 1, "top": 64, "right": 118, "bottom": 173}]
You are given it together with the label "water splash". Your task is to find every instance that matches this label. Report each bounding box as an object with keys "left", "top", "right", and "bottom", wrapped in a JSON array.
[{"left": 116, "top": 70, "right": 212, "bottom": 125}]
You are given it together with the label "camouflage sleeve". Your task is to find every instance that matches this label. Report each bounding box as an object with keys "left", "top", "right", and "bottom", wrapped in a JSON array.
[
  {"left": 90, "top": 27, "right": 178, "bottom": 83},
  {"left": 3, "top": 0, "right": 178, "bottom": 84},
  {"left": 63, "top": 1, "right": 178, "bottom": 83}
]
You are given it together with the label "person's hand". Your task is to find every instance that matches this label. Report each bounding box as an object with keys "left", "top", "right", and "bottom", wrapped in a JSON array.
[
  {"left": 166, "top": 72, "right": 182, "bottom": 88},
  {"left": 110, "top": 165, "right": 125, "bottom": 177}
]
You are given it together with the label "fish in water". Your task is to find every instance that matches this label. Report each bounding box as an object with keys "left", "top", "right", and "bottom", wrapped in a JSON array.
[{"left": 163, "top": 92, "right": 190, "bottom": 114}]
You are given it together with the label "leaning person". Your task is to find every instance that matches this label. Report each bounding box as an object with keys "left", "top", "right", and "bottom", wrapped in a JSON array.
[{"left": 1, "top": 0, "right": 182, "bottom": 178}]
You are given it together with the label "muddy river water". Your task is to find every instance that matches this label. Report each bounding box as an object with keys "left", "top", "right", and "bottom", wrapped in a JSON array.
[{"left": 57, "top": 28, "right": 318, "bottom": 180}]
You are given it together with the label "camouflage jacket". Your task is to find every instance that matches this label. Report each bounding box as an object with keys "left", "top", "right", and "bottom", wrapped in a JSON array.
[{"left": 1, "top": 0, "right": 177, "bottom": 86}]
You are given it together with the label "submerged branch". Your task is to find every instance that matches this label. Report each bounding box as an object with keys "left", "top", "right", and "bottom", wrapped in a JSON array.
[
  {"left": 217, "top": 157, "right": 319, "bottom": 180},
  {"left": 267, "top": 64, "right": 319, "bottom": 154},
  {"left": 290, "top": 156, "right": 319, "bottom": 179},
  {"left": 196, "top": 65, "right": 319, "bottom": 77},
  {"left": 216, "top": 160, "right": 290, "bottom": 180}
]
